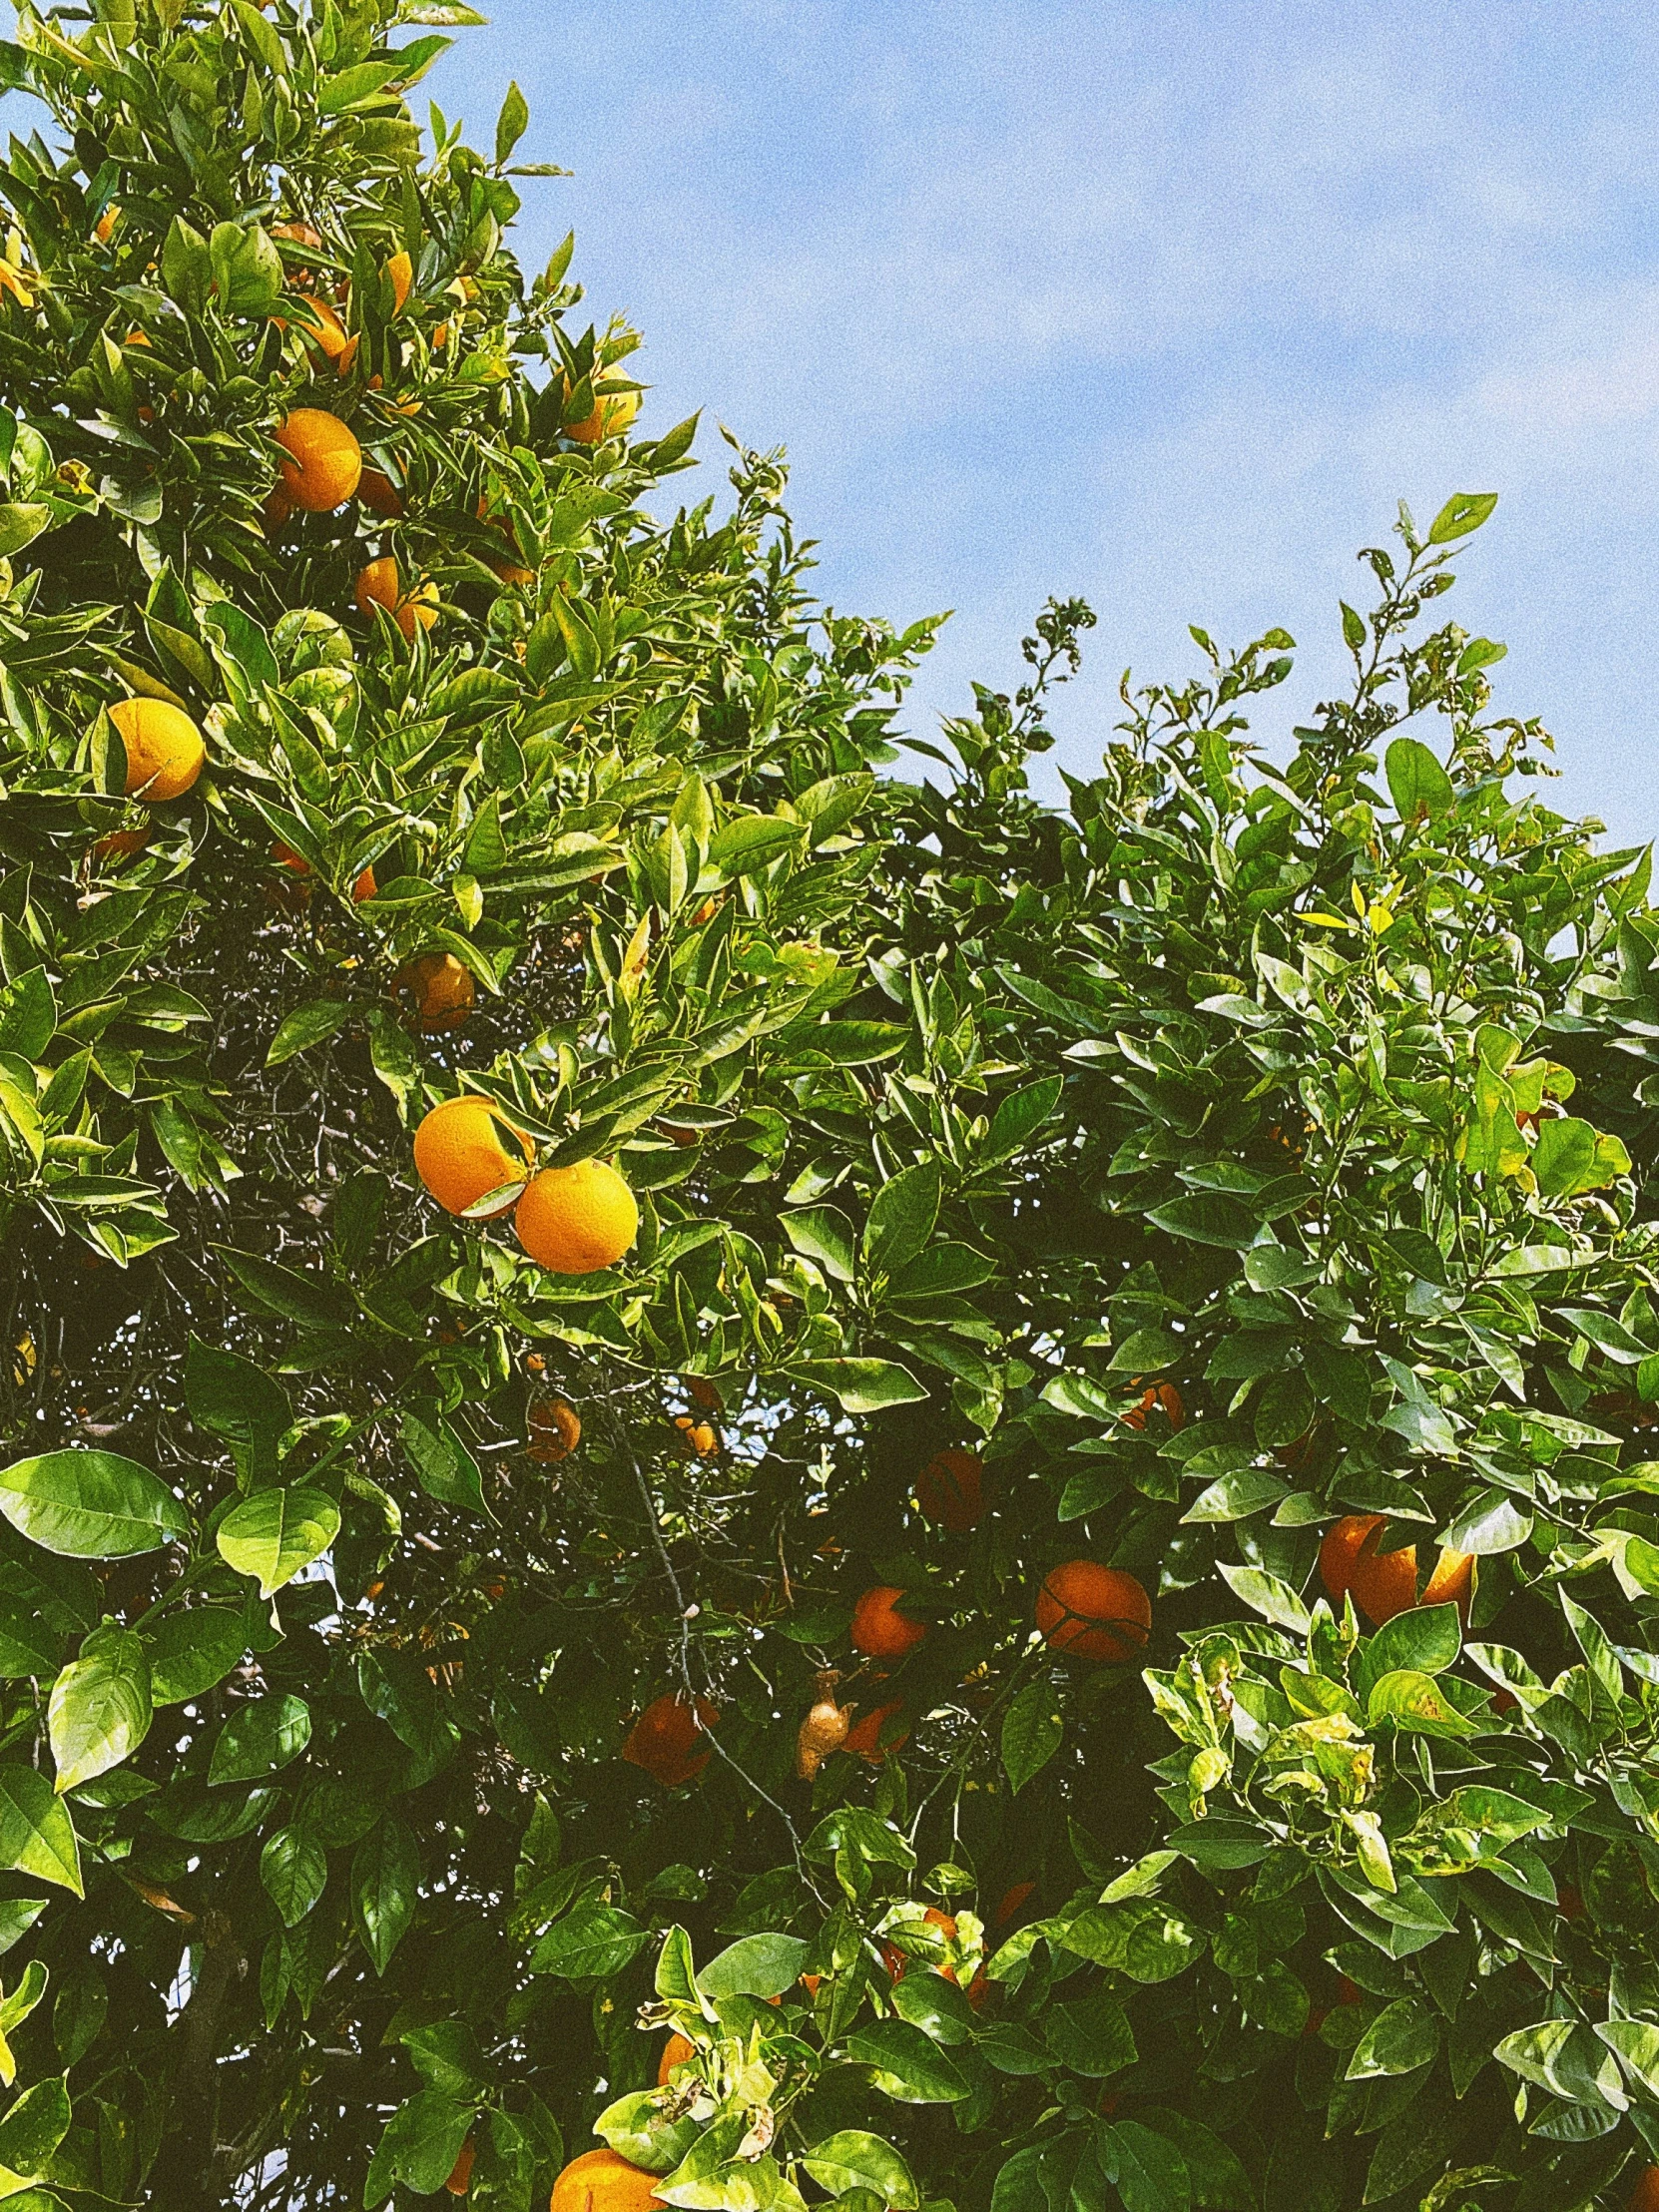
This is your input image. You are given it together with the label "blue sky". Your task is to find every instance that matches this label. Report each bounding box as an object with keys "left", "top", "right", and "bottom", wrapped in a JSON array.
[{"left": 443, "top": 4, "right": 1651, "bottom": 840}]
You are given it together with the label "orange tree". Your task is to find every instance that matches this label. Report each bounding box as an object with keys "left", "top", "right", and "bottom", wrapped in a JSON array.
[{"left": 1, "top": 7, "right": 1659, "bottom": 2212}]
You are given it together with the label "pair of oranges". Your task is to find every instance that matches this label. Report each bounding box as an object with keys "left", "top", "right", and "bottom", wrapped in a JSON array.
[{"left": 412, "top": 1093, "right": 639, "bottom": 1275}]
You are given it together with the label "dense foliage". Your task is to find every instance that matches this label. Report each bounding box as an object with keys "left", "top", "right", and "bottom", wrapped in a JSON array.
[{"left": 0, "top": 6, "right": 1658, "bottom": 2212}]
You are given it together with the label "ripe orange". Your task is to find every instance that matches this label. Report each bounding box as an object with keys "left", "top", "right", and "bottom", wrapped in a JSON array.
[
  {"left": 883, "top": 1907, "right": 958, "bottom": 1985},
  {"left": 1036, "top": 1559, "right": 1152, "bottom": 1663},
  {"left": 674, "top": 1414, "right": 720, "bottom": 1458},
  {"left": 916, "top": 1447, "right": 983, "bottom": 1532},
  {"left": 294, "top": 293, "right": 350, "bottom": 361},
  {"left": 687, "top": 1376, "right": 722, "bottom": 1412},
  {"left": 474, "top": 496, "right": 535, "bottom": 585},
  {"left": 843, "top": 1699, "right": 907, "bottom": 1762},
  {"left": 352, "top": 863, "right": 378, "bottom": 902},
  {"left": 358, "top": 466, "right": 404, "bottom": 518},
  {"left": 1318, "top": 1514, "right": 1473, "bottom": 1627},
  {"left": 445, "top": 2137, "right": 475, "bottom": 2195},
  {"left": 550, "top": 2151, "right": 669, "bottom": 2212},
  {"left": 656, "top": 2031, "right": 694, "bottom": 2084},
  {"left": 412, "top": 1095, "right": 532, "bottom": 1218},
  {"left": 514, "top": 1161, "right": 639, "bottom": 1275},
  {"left": 355, "top": 555, "right": 438, "bottom": 643},
  {"left": 995, "top": 1880, "right": 1035, "bottom": 1926},
  {"left": 1121, "top": 1381, "right": 1185, "bottom": 1430},
  {"left": 110, "top": 698, "right": 205, "bottom": 802},
  {"left": 621, "top": 1693, "right": 717, "bottom": 1787},
  {"left": 1629, "top": 2164, "right": 1659, "bottom": 2212},
  {"left": 528, "top": 1397, "right": 581, "bottom": 1464},
  {"left": 271, "top": 840, "right": 310, "bottom": 876},
  {"left": 392, "top": 951, "right": 474, "bottom": 1033},
  {"left": 92, "top": 826, "right": 151, "bottom": 863},
  {"left": 850, "top": 1585, "right": 927, "bottom": 1660},
  {"left": 275, "top": 407, "right": 361, "bottom": 511},
  {"left": 386, "top": 248, "right": 413, "bottom": 313},
  {"left": 93, "top": 204, "right": 120, "bottom": 245},
  {"left": 564, "top": 359, "right": 641, "bottom": 444}
]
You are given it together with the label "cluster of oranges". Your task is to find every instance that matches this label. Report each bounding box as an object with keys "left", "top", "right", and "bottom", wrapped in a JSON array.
[{"left": 412, "top": 1092, "right": 639, "bottom": 1276}]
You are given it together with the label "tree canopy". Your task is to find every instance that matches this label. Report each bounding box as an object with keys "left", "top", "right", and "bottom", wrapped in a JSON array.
[{"left": 0, "top": 6, "right": 1656, "bottom": 2212}]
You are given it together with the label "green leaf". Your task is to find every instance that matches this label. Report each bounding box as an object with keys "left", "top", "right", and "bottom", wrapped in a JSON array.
[
  {"left": 984, "top": 1076, "right": 1063, "bottom": 1161},
  {"left": 0, "top": 2076, "right": 70, "bottom": 2188},
  {"left": 1144, "top": 1193, "right": 1256, "bottom": 1249},
  {"left": 1000, "top": 1682, "right": 1062, "bottom": 1794},
  {"left": 862, "top": 1161, "right": 941, "bottom": 1278},
  {"left": 1351, "top": 1603, "right": 1461, "bottom": 1706},
  {"left": 47, "top": 1625, "right": 151, "bottom": 1793},
  {"left": 400, "top": 1409, "right": 488, "bottom": 1515},
  {"left": 185, "top": 1338, "right": 291, "bottom": 1484},
  {"left": 529, "top": 1904, "right": 648, "bottom": 1977},
  {"left": 0, "top": 1769, "right": 81, "bottom": 1896},
  {"left": 780, "top": 1206, "right": 856, "bottom": 1283},
  {"left": 1427, "top": 491, "right": 1497, "bottom": 544},
  {"left": 0, "top": 1451, "right": 187, "bottom": 1559},
  {"left": 1534, "top": 1117, "right": 1627, "bottom": 1198},
  {"left": 0, "top": 969, "right": 55, "bottom": 1060},
  {"left": 1137, "top": 2111, "right": 1253, "bottom": 2210},
  {"left": 698, "top": 1933, "right": 807, "bottom": 1999},
  {"left": 1439, "top": 1487, "right": 1531, "bottom": 1554},
  {"left": 785, "top": 1360, "right": 926, "bottom": 1413},
  {"left": 266, "top": 999, "right": 348, "bottom": 1066},
  {"left": 1216, "top": 1561, "right": 1311, "bottom": 1635},
  {"left": 261, "top": 1825, "right": 326, "bottom": 1927},
  {"left": 1103, "top": 2120, "right": 1191, "bottom": 2212},
  {"left": 216, "top": 1485, "right": 339, "bottom": 1597},
  {"left": 494, "top": 76, "right": 529, "bottom": 163},
  {"left": 1043, "top": 1985, "right": 1136, "bottom": 2077},
  {"left": 368, "top": 2090, "right": 475, "bottom": 2201},
  {"left": 843, "top": 2018, "right": 969, "bottom": 2102},
  {"left": 140, "top": 1601, "right": 245, "bottom": 1698},
  {"left": 404, "top": 2018, "right": 489, "bottom": 2101},
  {"left": 1064, "top": 1899, "right": 1207, "bottom": 1983},
  {"left": 1384, "top": 737, "right": 1454, "bottom": 823},
  {"left": 1494, "top": 2018, "right": 1625, "bottom": 2107},
  {"left": 1182, "top": 1467, "right": 1289, "bottom": 1523},
  {"left": 1346, "top": 1996, "right": 1440, "bottom": 2079},
  {"left": 208, "top": 1693, "right": 311, "bottom": 1785},
  {"left": 1366, "top": 1670, "right": 1476, "bottom": 1738},
  {"left": 353, "top": 1818, "right": 420, "bottom": 1975},
  {"left": 802, "top": 2134, "right": 917, "bottom": 2210}
]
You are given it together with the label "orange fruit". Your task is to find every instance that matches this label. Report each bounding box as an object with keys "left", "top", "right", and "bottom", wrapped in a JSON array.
[
  {"left": 843, "top": 1699, "right": 906, "bottom": 1762},
  {"left": 564, "top": 359, "right": 641, "bottom": 444},
  {"left": 293, "top": 293, "right": 350, "bottom": 361},
  {"left": 995, "top": 1881, "right": 1035, "bottom": 1927},
  {"left": 528, "top": 1397, "right": 581, "bottom": 1464},
  {"left": 1318, "top": 1514, "right": 1473, "bottom": 1627},
  {"left": 916, "top": 1447, "right": 983, "bottom": 1532},
  {"left": 850, "top": 1586, "right": 927, "bottom": 1660},
  {"left": 275, "top": 407, "right": 361, "bottom": 511},
  {"left": 621, "top": 1693, "right": 717, "bottom": 1787},
  {"left": 412, "top": 1095, "right": 532, "bottom": 1218},
  {"left": 92, "top": 826, "right": 150, "bottom": 862},
  {"left": 687, "top": 1376, "right": 722, "bottom": 1412},
  {"left": 271, "top": 840, "right": 311, "bottom": 875},
  {"left": 386, "top": 248, "right": 413, "bottom": 313},
  {"left": 1121, "top": 1382, "right": 1185, "bottom": 1430},
  {"left": 883, "top": 1907, "right": 957, "bottom": 1985},
  {"left": 358, "top": 466, "right": 404, "bottom": 518},
  {"left": 93, "top": 204, "right": 119, "bottom": 244},
  {"left": 110, "top": 698, "right": 205, "bottom": 802},
  {"left": 355, "top": 554, "right": 437, "bottom": 642},
  {"left": 445, "top": 2137, "right": 475, "bottom": 2195},
  {"left": 1630, "top": 2164, "right": 1659, "bottom": 2212},
  {"left": 551, "top": 2152, "right": 668, "bottom": 2212},
  {"left": 656, "top": 2031, "right": 694, "bottom": 2084},
  {"left": 351, "top": 863, "right": 377, "bottom": 902},
  {"left": 514, "top": 1161, "right": 639, "bottom": 1274},
  {"left": 392, "top": 951, "right": 474, "bottom": 1033},
  {"left": 674, "top": 1414, "right": 720, "bottom": 1458},
  {"left": 1036, "top": 1559, "right": 1151, "bottom": 1663}
]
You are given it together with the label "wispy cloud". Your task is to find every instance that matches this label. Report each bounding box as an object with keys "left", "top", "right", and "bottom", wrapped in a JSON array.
[{"left": 435, "top": 0, "right": 1659, "bottom": 839}]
